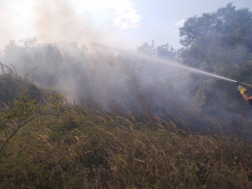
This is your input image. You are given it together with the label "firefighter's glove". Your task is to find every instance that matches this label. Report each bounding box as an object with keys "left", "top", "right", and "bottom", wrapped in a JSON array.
[{"left": 238, "top": 85, "right": 247, "bottom": 94}]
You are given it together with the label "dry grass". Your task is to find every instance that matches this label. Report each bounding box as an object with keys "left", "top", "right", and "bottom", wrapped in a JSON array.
[{"left": 0, "top": 104, "right": 252, "bottom": 189}]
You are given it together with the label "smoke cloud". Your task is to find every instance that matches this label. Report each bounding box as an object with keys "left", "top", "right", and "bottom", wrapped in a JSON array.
[
  {"left": 0, "top": 3, "right": 14, "bottom": 48},
  {"left": 34, "top": 0, "right": 97, "bottom": 46},
  {"left": 1, "top": 38, "right": 250, "bottom": 134},
  {"left": 0, "top": 0, "right": 129, "bottom": 50},
  {"left": 0, "top": 1, "right": 251, "bottom": 134}
]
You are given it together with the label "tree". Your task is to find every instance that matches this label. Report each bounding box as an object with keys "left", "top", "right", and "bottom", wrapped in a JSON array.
[
  {"left": 156, "top": 43, "right": 177, "bottom": 61},
  {"left": 177, "top": 3, "right": 252, "bottom": 118},
  {"left": 137, "top": 40, "right": 156, "bottom": 56},
  {"left": 179, "top": 3, "right": 252, "bottom": 68},
  {"left": 180, "top": 3, "right": 252, "bottom": 51}
]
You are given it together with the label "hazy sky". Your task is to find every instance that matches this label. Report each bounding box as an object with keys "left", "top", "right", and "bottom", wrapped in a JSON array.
[{"left": 0, "top": 0, "right": 251, "bottom": 50}]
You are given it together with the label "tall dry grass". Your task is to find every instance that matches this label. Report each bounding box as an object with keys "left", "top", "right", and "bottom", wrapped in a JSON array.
[{"left": 1, "top": 101, "right": 252, "bottom": 189}]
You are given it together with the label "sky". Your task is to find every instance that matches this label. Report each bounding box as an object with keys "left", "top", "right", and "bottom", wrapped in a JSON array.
[{"left": 0, "top": 0, "right": 251, "bottom": 50}]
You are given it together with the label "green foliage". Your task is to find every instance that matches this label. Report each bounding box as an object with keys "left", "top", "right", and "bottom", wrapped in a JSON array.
[
  {"left": 0, "top": 89, "right": 37, "bottom": 124},
  {"left": 179, "top": 3, "right": 252, "bottom": 74},
  {"left": 0, "top": 89, "right": 65, "bottom": 153},
  {"left": 180, "top": 3, "right": 252, "bottom": 51},
  {"left": 177, "top": 3, "right": 252, "bottom": 115},
  {"left": 0, "top": 63, "right": 45, "bottom": 108}
]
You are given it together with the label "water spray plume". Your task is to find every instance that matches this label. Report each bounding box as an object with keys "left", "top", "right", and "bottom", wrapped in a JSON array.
[{"left": 91, "top": 43, "right": 237, "bottom": 83}]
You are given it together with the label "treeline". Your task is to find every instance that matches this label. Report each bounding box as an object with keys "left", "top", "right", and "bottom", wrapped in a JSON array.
[
  {"left": 0, "top": 3, "right": 252, "bottom": 132},
  {"left": 134, "top": 3, "right": 252, "bottom": 131}
]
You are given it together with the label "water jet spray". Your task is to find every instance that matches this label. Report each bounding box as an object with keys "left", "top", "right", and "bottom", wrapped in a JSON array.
[{"left": 91, "top": 42, "right": 252, "bottom": 89}]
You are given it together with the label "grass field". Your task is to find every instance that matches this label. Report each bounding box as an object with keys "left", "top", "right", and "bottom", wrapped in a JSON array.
[{"left": 1, "top": 93, "right": 252, "bottom": 189}]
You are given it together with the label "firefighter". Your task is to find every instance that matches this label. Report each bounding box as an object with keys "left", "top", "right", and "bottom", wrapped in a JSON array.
[{"left": 238, "top": 85, "right": 252, "bottom": 105}]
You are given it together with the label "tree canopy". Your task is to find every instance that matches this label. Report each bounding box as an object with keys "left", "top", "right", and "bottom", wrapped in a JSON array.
[
  {"left": 177, "top": 3, "right": 252, "bottom": 114},
  {"left": 180, "top": 3, "right": 252, "bottom": 52}
]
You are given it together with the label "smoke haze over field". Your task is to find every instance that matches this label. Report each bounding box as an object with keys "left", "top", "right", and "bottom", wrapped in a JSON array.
[
  {"left": 0, "top": 37, "right": 251, "bottom": 133},
  {"left": 0, "top": 1, "right": 252, "bottom": 133}
]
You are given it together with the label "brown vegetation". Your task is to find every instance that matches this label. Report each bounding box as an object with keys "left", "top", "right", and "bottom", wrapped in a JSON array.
[{"left": 0, "top": 95, "right": 252, "bottom": 188}]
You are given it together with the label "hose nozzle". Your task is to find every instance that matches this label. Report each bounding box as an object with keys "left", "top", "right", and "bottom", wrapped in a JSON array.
[{"left": 237, "top": 81, "right": 252, "bottom": 89}]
